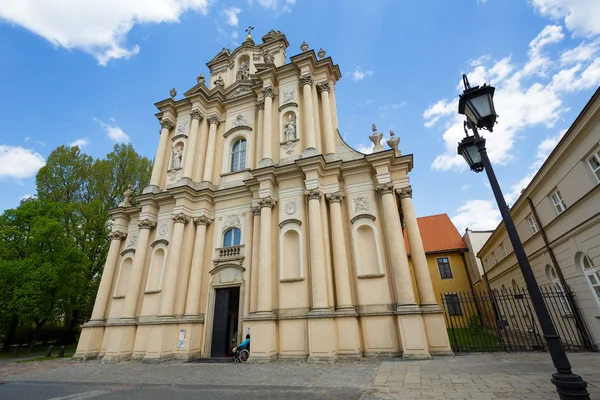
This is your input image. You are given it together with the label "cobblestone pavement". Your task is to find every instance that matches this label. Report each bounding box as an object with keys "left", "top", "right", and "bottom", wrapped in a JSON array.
[
  {"left": 0, "top": 353, "right": 599, "bottom": 399},
  {"left": 361, "top": 353, "right": 600, "bottom": 400}
]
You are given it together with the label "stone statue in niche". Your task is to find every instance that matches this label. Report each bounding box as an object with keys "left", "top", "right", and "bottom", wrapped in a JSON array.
[
  {"left": 283, "top": 115, "right": 297, "bottom": 141},
  {"left": 214, "top": 75, "right": 224, "bottom": 87},
  {"left": 236, "top": 60, "right": 250, "bottom": 80},
  {"left": 263, "top": 49, "right": 274, "bottom": 64},
  {"left": 171, "top": 145, "right": 183, "bottom": 170}
]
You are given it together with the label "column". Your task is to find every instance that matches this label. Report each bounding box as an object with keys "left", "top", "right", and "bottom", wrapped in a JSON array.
[
  {"left": 307, "top": 189, "right": 329, "bottom": 311},
  {"left": 89, "top": 230, "right": 127, "bottom": 321},
  {"left": 317, "top": 82, "right": 335, "bottom": 155},
  {"left": 159, "top": 212, "right": 190, "bottom": 317},
  {"left": 182, "top": 109, "right": 203, "bottom": 181},
  {"left": 261, "top": 87, "right": 275, "bottom": 163},
  {"left": 256, "top": 196, "right": 276, "bottom": 314},
  {"left": 149, "top": 118, "right": 174, "bottom": 188},
  {"left": 377, "top": 183, "right": 417, "bottom": 308},
  {"left": 300, "top": 74, "right": 316, "bottom": 152},
  {"left": 202, "top": 115, "right": 221, "bottom": 182},
  {"left": 122, "top": 219, "right": 156, "bottom": 319},
  {"left": 193, "top": 117, "right": 209, "bottom": 182},
  {"left": 255, "top": 101, "right": 264, "bottom": 166},
  {"left": 184, "top": 216, "right": 212, "bottom": 317},
  {"left": 325, "top": 193, "right": 353, "bottom": 311},
  {"left": 249, "top": 206, "right": 261, "bottom": 313},
  {"left": 399, "top": 186, "right": 437, "bottom": 307}
]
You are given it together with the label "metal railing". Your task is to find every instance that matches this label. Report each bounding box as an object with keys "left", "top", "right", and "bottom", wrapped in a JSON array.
[{"left": 441, "top": 285, "right": 597, "bottom": 353}]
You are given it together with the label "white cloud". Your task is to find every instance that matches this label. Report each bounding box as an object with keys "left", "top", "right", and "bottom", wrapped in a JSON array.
[
  {"left": 352, "top": 67, "right": 374, "bottom": 81},
  {"left": 222, "top": 7, "right": 241, "bottom": 27},
  {"left": 531, "top": 0, "right": 600, "bottom": 36},
  {"left": 392, "top": 102, "right": 406, "bottom": 109},
  {"left": 451, "top": 200, "right": 502, "bottom": 232},
  {"left": 366, "top": 98, "right": 375, "bottom": 104},
  {"left": 20, "top": 193, "right": 35, "bottom": 200},
  {"left": 94, "top": 118, "right": 130, "bottom": 143},
  {"left": 461, "top": 184, "right": 469, "bottom": 191},
  {"left": 425, "top": 24, "right": 600, "bottom": 172},
  {"left": 69, "top": 138, "right": 89, "bottom": 148},
  {"left": 0, "top": 146, "right": 45, "bottom": 181},
  {"left": 561, "top": 40, "right": 600, "bottom": 65},
  {"left": 251, "top": 0, "right": 296, "bottom": 14},
  {"left": 355, "top": 143, "right": 373, "bottom": 154},
  {"left": 0, "top": 0, "right": 211, "bottom": 65}
]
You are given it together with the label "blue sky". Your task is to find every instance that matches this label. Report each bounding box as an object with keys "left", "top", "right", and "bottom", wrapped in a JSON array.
[{"left": 1, "top": 0, "right": 599, "bottom": 231}]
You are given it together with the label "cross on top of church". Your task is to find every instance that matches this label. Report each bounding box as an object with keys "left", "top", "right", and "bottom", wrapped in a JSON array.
[{"left": 245, "top": 26, "right": 254, "bottom": 39}]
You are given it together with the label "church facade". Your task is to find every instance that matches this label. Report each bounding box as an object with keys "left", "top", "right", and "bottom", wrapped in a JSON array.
[{"left": 74, "top": 30, "right": 452, "bottom": 363}]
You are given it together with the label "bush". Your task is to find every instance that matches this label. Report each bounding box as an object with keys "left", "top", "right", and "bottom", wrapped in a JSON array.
[
  {"left": 467, "top": 314, "right": 483, "bottom": 334},
  {"left": 12, "top": 325, "right": 80, "bottom": 346}
]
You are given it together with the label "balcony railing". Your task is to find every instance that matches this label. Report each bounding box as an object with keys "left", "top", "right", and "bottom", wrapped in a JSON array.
[{"left": 214, "top": 245, "right": 245, "bottom": 261}]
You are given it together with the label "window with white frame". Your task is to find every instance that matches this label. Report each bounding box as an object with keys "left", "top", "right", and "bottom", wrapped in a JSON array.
[
  {"left": 527, "top": 214, "right": 539, "bottom": 234},
  {"left": 223, "top": 227, "right": 241, "bottom": 247},
  {"left": 587, "top": 150, "right": 600, "bottom": 183},
  {"left": 546, "top": 265, "right": 571, "bottom": 314},
  {"left": 500, "top": 243, "right": 507, "bottom": 257},
  {"left": 550, "top": 190, "right": 567, "bottom": 215},
  {"left": 492, "top": 252, "right": 498, "bottom": 264},
  {"left": 230, "top": 139, "right": 246, "bottom": 172},
  {"left": 581, "top": 254, "right": 600, "bottom": 306}
]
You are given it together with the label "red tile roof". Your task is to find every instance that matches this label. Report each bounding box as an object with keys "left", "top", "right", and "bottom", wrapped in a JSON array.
[{"left": 403, "top": 213, "right": 468, "bottom": 254}]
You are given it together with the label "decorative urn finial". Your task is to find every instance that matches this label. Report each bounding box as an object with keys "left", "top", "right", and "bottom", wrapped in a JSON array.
[
  {"left": 197, "top": 74, "right": 205, "bottom": 85},
  {"left": 300, "top": 41, "right": 309, "bottom": 52},
  {"left": 318, "top": 48, "right": 326, "bottom": 59},
  {"left": 170, "top": 88, "right": 177, "bottom": 99},
  {"left": 387, "top": 129, "right": 400, "bottom": 153},
  {"left": 368, "top": 123, "right": 384, "bottom": 153}
]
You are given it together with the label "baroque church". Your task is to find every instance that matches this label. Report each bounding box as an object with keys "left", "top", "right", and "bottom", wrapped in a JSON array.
[{"left": 75, "top": 29, "right": 452, "bottom": 362}]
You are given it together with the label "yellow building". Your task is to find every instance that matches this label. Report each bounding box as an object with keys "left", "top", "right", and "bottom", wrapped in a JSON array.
[
  {"left": 404, "top": 214, "right": 472, "bottom": 308},
  {"left": 74, "top": 30, "right": 452, "bottom": 363}
]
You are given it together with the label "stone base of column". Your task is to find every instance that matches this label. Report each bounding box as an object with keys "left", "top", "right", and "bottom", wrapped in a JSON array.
[
  {"left": 359, "top": 314, "right": 401, "bottom": 357},
  {"left": 100, "top": 324, "right": 137, "bottom": 364},
  {"left": 246, "top": 319, "right": 278, "bottom": 362},
  {"left": 142, "top": 185, "right": 162, "bottom": 194},
  {"left": 175, "top": 177, "right": 194, "bottom": 188},
  {"left": 395, "top": 310, "right": 432, "bottom": 360},
  {"left": 302, "top": 148, "right": 318, "bottom": 158},
  {"left": 173, "top": 322, "right": 204, "bottom": 361},
  {"left": 141, "top": 323, "right": 178, "bottom": 363},
  {"left": 308, "top": 317, "right": 337, "bottom": 362},
  {"left": 335, "top": 315, "right": 362, "bottom": 358},
  {"left": 258, "top": 158, "right": 274, "bottom": 167},
  {"left": 278, "top": 319, "right": 309, "bottom": 360},
  {"left": 421, "top": 308, "right": 454, "bottom": 356},
  {"left": 73, "top": 323, "right": 105, "bottom": 361}
]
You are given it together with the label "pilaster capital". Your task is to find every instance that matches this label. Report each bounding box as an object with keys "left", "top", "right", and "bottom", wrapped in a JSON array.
[
  {"left": 325, "top": 192, "right": 343, "bottom": 204},
  {"left": 193, "top": 216, "right": 213, "bottom": 226},
  {"left": 109, "top": 230, "right": 128, "bottom": 241},
  {"left": 160, "top": 118, "right": 175, "bottom": 130},
  {"left": 252, "top": 206, "right": 262, "bottom": 216},
  {"left": 397, "top": 186, "right": 413, "bottom": 199},
  {"left": 172, "top": 212, "right": 191, "bottom": 224},
  {"left": 300, "top": 74, "right": 313, "bottom": 87},
  {"left": 377, "top": 183, "right": 395, "bottom": 196},
  {"left": 190, "top": 109, "right": 204, "bottom": 121},
  {"left": 138, "top": 219, "right": 157, "bottom": 230},
  {"left": 306, "top": 188, "right": 322, "bottom": 200},
  {"left": 207, "top": 114, "right": 222, "bottom": 126},
  {"left": 261, "top": 86, "right": 275, "bottom": 99},
  {"left": 258, "top": 196, "right": 277, "bottom": 209},
  {"left": 256, "top": 100, "right": 265, "bottom": 111},
  {"left": 316, "top": 82, "right": 330, "bottom": 93}
]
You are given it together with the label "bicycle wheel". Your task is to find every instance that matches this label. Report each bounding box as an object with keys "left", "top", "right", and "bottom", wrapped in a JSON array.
[{"left": 239, "top": 349, "right": 249, "bottom": 362}]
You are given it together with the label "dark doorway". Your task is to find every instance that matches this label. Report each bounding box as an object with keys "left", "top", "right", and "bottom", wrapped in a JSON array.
[{"left": 210, "top": 286, "right": 240, "bottom": 358}]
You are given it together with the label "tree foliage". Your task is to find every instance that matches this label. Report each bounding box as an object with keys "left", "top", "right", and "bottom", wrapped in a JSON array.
[{"left": 0, "top": 144, "right": 152, "bottom": 350}]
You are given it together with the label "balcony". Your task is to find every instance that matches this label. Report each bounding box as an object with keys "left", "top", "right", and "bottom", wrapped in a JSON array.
[{"left": 213, "top": 245, "right": 245, "bottom": 267}]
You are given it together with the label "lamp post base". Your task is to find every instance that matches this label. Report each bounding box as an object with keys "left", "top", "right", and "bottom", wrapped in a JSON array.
[{"left": 552, "top": 372, "right": 589, "bottom": 399}]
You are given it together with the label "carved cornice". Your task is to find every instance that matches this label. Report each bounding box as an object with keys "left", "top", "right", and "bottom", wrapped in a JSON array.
[
  {"left": 325, "top": 192, "right": 343, "bottom": 204},
  {"left": 252, "top": 206, "right": 262, "bottom": 216},
  {"left": 160, "top": 118, "right": 175, "bottom": 130},
  {"left": 258, "top": 196, "right": 277, "bottom": 209},
  {"left": 207, "top": 114, "right": 222, "bottom": 126},
  {"left": 109, "top": 230, "right": 128, "bottom": 241},
  {"left": 306, "top": 188, "right": 322, "bottom": 200},
  {"left": 256, "top": 100, "right": 265, "bottom": 111},
  {"left": 261, "top": 87, "right": 275, "bottom": 99},
  {"left": 138, "top": 219, "right": 157, "bottom": 230},
  {"left": 316, "top": 82, "right": 330, "bottom": 93},
  {"left": 172, "top": 212, "right": 191, "bottom": 224},
  {"left": 193, "top": 216, "right": 213, "bottom": 226},
  {"left": 190, "top": 109, "right": 204, "bottom": 121},
  {"left": 377, "top": 183, "right": 395, "bottom": 196},
  {"left": 397, "top": 186, "right": 413, "bottom": 199},
  {"left": 300, "top": 74, "right": 313, "bottom": 87}
]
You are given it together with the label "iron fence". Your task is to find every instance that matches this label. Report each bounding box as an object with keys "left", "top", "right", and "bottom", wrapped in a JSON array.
[{"left": 440, "top": 285, "right": 598, "bottom": 353}]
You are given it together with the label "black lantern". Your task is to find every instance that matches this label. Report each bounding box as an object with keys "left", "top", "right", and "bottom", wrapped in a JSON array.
[
  {"left": 458, "top": 75, "right": 497, "bottom": 131},
  {"left": 457, "top": 135, "right": 484, "bottom": 172}
]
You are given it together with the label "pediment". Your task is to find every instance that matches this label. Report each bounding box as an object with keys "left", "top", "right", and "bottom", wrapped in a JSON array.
[{"left": 207, "top": 48, "right": 232, "bottom": 68}]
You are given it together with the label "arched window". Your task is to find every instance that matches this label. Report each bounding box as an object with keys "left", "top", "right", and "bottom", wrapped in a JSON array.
[
  {"left": 580, "top": 253, "right": 600, "bottom": 305},
  {"left": 223, "top": 228, "right": 241, "bottom": 247},
  {"left": 546, "top": 265, "right": 571, "bottom": 313},
  {"left": 231, "top": 139, "right": 246, "bottom": 172}
]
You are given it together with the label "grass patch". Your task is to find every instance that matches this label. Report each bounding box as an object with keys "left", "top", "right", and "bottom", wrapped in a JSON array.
[
  {"left": 1, "top": 344, "right": 77, "bottom": 360},
  {"left": 447, "top": 327, "right": 501, "bottom": 351}
]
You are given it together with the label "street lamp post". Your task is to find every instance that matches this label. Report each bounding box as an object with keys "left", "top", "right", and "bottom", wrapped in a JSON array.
[{"left": 457, "top": 74, "right": 589, "bottom": 399}]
